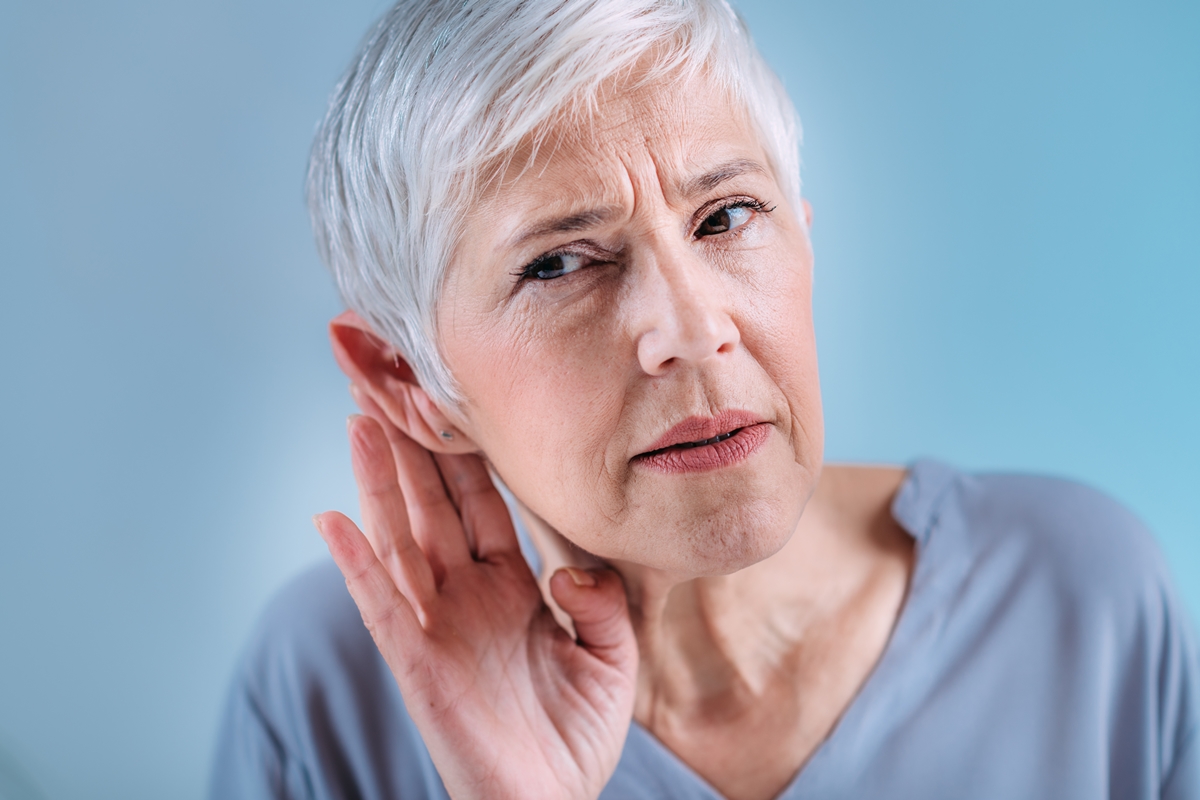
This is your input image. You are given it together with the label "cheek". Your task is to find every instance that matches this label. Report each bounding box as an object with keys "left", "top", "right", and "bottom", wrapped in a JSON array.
[
  {"left": 733, "top": 248, "right": 823, "bottom": 460},
  {"left": 447, "top": 293, "right": 636, "bottom": 531}
]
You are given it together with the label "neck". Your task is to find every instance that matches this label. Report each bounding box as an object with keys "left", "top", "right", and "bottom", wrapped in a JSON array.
[{"left": 516, "top": 464, "right": 911, "bottom": 730}]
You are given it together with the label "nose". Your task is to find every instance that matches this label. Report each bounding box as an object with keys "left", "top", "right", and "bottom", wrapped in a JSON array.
[{"left": 633, "top": 242, "right": 740, "bottom": 376}]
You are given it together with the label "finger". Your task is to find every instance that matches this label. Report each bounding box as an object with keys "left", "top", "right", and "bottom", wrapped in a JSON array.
[
  {"left": 548, "top": 568, "right": 637, "bottom": 671},
  {"left": 432, "top": 452, "right": 522, "bottom": 561},
  {"left": 385, "top": 423, "right": 474, "bottom": 570},
  {"left": 349, "top": 384, "right": 474, "bottom": 570},
  {"left": 349, "top": 381, "right": 386, "bottom": 423},
  {"left": 348, "top": 414, "right": 438, "bottom": 604},
  {"left": 350, "top": 381, "right": 426, "bottom": 448},
  {"left": 351, "top": 384, "right": 420, "bottom": 472},
  {"left": 314, "top": 511, "right": 427, "bottom": 649}
]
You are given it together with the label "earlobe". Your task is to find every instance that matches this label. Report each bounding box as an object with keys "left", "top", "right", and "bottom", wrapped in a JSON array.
[{"left": 329, "top": 310, "right": 480, "bottom": 454}]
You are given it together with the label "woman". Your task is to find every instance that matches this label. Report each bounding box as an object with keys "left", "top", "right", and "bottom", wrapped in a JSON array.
[{"left": 210, "top": 0, "right": 1200, "bottom": 797}]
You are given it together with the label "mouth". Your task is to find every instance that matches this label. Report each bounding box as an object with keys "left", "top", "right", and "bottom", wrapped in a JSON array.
[
  {"left": 635, "top": 411, "right": 770, "bottom": 474},
  {"left": 640, "top": 428, "right": 743, "bottom": 457}
]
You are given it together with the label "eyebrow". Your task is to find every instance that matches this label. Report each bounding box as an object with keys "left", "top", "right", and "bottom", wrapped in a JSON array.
[
  {"left": 510, "top": 207, "right": 619, "bottom": 249},
  {"left": 507, "top": 158, "right": 769, "bottom": 250},
  {"left": 678, "top": 158, "right": 768, "bottom": 198}
]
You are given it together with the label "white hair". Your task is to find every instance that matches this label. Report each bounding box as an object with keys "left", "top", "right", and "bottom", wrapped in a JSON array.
[{"left": 307, "top": 0, "right": 802, "bottom": 408}]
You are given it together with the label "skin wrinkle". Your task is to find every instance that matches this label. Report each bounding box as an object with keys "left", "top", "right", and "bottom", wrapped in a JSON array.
[{"left": 511, "top": 207, "right": 623, "bottom": 249}]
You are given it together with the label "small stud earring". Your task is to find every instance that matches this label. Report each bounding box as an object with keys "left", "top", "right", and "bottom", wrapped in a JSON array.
[{"left": 439, "top": 430, "right": 454, "bottom": 441}]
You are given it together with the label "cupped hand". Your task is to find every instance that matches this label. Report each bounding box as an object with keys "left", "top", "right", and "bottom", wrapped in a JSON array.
[{"left": 314, "top": 401, "right": 638, "bottom": 800}]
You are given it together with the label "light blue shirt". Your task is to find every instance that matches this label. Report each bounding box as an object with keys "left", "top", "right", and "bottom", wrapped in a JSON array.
[{"left": 209, "top": 460, "right": 1200, "bottom": 798}]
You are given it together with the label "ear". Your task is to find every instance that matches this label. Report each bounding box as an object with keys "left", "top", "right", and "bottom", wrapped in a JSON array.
[
  {"left": 328, "top": 310, "right": 478, "bottom": 454},
  {"left": 801, "top": 198, "right": 813, "bottom": 229}
]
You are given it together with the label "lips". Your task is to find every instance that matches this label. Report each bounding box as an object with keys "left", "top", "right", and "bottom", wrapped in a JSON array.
[
  {"left": 634, "top": 410, "right": 771, "bottom": 474},
  {"left": 640, "top": 410, "right": 765, "bottom": 455}
]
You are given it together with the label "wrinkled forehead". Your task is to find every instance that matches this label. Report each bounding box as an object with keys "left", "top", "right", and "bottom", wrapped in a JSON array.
[{"left": 477, "top": 73, "right": 769, "bottom": 212}]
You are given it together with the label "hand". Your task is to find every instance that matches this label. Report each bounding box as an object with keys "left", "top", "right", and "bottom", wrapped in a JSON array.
[{"left": 314, "top": 399, "right": 638, "bottom": 800}]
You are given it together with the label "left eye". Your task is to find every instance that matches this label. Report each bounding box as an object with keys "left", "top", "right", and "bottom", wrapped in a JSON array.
[
  {"left": 696, "top": 205, "right": 753, "bottom": 237},
  {"left": 526, "top": 252, "right": 587, "bottom": 280}
]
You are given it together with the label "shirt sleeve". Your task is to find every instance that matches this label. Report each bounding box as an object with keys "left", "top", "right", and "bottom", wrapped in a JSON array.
[
  {"left": 204, "top": 561, "right": 452, "bottom": 800},
  {"left": 1164, "top": 728, "right": 1200, "bottom": 800},
  {"left": 1160, "top": 582, "right": 1200, "bottom": 800},
  {"left": 207, "top": 668, "right": 315, "bottom": 800}
]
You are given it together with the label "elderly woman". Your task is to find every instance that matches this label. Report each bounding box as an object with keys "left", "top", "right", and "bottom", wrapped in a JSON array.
[{"left": 210, "top": 1, "right": 1199, "bottom": 798}]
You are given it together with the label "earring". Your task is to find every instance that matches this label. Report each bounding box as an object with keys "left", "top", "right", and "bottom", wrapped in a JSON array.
[{"left": 439, "top": 430, "right": 454, "bottom": 441}]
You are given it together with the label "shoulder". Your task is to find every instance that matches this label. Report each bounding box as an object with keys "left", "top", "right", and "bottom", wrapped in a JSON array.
[
  {"left": 896, "top": 459, "right": 1171, "bottom": 609},
  {"left": 895, "top": 462, "right": 1200, "bottom": 790},
  {"left": 239, "top": 560, "right": 382, "bottom": 696},
  {"left": 211, "top": 561, "right": 445, "bottom": 800},
  {"left": 959, "top": 470, "right": 1200, "bottom": 786},
  {"left": 899, "top": 460, "right": 1198, "bottom": 678},
  {"left": 922, "top": 463, "right": 1170, "bottom": 612},
  {"left": 223, "top": 560, "right": 401, "bottom": 752},
  {"left": 927, "top": 464, "right": 1200, "bottom": 727}
]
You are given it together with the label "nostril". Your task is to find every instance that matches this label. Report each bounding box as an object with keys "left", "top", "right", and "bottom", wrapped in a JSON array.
[{"left": 652, "top": 355, "right": 676, "bottom": 375}]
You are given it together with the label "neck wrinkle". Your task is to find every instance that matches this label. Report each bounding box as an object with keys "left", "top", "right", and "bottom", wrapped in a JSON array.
[{"left": 622, "top": 565, "right": 800, "bottom": 730}]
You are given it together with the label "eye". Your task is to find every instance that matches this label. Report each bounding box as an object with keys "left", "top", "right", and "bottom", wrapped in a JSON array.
[
  {"left": 696, "top": 204, "right": 752, "bottom": 237},
  {"left": 695, "top": 201, "right": 769, "bottom": 238},
  {"left": 522, "top": 252, "right": 587, "bottom": 281}
]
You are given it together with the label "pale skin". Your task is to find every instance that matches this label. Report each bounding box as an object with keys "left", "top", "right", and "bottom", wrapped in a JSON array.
[{"left": 314, "top": 75, "right": 914, "bottom": 800}]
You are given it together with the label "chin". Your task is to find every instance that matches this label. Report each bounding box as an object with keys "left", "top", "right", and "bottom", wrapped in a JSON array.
[{"left": 634, "top": 495, "right": 803, "bottom": 577}]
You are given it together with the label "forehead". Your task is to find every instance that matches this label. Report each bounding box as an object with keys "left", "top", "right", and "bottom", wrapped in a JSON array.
[{"left": 479, "top": 75, "right": 770, "bottom": 209}]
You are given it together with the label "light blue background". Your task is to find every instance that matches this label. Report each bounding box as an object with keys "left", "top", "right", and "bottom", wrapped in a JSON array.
[{"left": 0, "top": 0, "right": 1196, "bottom": 797}]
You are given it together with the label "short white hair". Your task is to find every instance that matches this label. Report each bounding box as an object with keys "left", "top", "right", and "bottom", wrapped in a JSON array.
[{"left": 307, "top": 0, "right": 802, "bottom": 408}]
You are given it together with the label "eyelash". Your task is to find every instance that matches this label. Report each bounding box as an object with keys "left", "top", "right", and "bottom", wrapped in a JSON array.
[{"left": 514, "top": 197, "right": 776, "bottom": 283}]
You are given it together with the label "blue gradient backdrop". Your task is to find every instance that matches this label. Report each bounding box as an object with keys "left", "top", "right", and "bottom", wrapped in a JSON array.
[{"left": 0, "top": 0, "right": 1196, "bottom": 797}]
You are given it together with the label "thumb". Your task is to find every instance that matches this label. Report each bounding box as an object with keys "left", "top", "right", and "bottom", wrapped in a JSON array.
[{"left": 549, "top": 567, "right": 636, "bottom": 668}]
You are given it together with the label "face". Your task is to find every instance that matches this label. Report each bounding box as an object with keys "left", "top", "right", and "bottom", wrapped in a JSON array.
[{"left": 439, "top": 76, "right": 823, "bottom": 577}]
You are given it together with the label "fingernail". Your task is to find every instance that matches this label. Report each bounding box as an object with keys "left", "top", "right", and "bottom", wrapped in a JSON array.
[
  {"left": 311, "top": 514, "right": 325, "bottom": 534},
  {"left": 565, "top": 567, "right": 596, "bottom": 588},
  {"left": 347, "top": 413, "right": 361, "bottom": 429}
]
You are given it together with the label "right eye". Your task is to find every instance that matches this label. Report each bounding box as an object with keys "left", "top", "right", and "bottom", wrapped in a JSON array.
[{"left": 522, "top": 252, "right": 587, "bottom": 280}]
